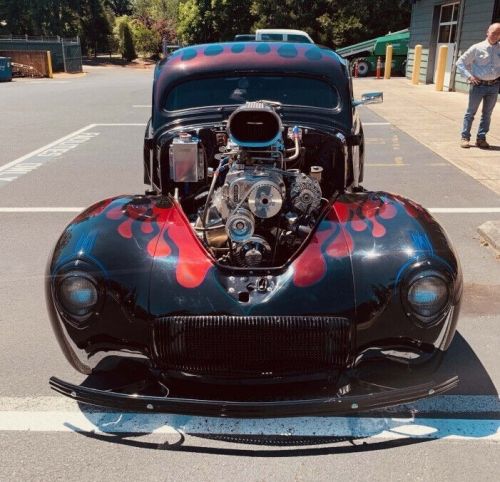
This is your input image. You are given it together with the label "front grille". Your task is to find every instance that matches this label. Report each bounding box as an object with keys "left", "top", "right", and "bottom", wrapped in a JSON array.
[{"left": 152, "top": 315, "right": 353, "bottom": 377}]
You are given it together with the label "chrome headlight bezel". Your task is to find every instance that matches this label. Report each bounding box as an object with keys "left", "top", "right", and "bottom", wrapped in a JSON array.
[
  {"left": 53, "top": 262, "right": 105, "bottom": 327},
  {"left": 401, "top": 269, "right": 452, "bottom": 328}
]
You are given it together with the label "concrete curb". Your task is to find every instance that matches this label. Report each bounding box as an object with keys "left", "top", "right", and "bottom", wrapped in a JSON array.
[{"left": 478, "top": 220, "right": 500, "bottom": 254}]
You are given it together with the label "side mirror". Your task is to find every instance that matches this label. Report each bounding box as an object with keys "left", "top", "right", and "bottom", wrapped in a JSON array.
[
  {"left": 360, "top": 92, "right": 384, "bottom": 104},
  {"left": 353, "top": 92, "right": 384, "bottom": 106}
]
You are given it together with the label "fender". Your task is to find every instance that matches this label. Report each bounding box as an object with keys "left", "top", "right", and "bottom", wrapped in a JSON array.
[{"left": 333, "top": 191, "right": 462, "bottom": 351}]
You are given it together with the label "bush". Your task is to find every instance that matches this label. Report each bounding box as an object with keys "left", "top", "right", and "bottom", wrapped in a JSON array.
[
  {"left": 114, "top": 16, "right": 136, "bottom": 61},
  {"left": 122, "top": 22, "right": 136, "bottom": 61},
  {"left": 131, "top": 20, "right": 161, "bottom": 56}
]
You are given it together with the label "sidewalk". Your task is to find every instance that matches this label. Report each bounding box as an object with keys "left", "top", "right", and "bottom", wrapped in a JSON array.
[{"left": 353, "top": 78, "right": 500, "bottom": 197}]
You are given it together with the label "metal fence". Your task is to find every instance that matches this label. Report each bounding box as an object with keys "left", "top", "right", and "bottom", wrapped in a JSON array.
[
  {"left": 0, "top": 35, "right": 82, "bottom": 73},
  {"left": 0, "top": 50, "right": 49, "bottom": 77}
]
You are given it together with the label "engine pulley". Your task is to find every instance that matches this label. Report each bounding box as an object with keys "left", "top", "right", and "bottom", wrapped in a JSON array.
[
  {"left": 247, "top": 181, "right": 283, "bottom": 219},
  {"left": 226, "top": 209, "right": 255, "bottom": 242},
  {"left": 236, "top": 236, "right": 271, "bottom": 267}
]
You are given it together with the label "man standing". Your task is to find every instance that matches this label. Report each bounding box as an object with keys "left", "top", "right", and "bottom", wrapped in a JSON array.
[{"left": 457, "top": 23, "right": 500, "bottom": 149}]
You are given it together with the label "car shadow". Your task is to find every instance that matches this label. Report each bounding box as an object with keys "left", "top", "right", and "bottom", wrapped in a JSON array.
[
  {"left": 63, "top": 331, "right": 498, "bottom": 454},
  {"left": 63, "top": 425, "right": 428, "bottom": 454}
]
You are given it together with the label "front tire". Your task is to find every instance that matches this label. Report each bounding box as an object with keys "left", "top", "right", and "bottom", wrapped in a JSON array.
[{"left": 357, "top": 60, "right": 370, "bottom": 77}]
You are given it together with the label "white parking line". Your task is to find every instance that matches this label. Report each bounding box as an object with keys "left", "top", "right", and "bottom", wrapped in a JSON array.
[
  {"left": 95, "top": 123, "right": 145, "bottom": 126},
  {"left": 0, "top": 207, "right": 84, "bottom": 213},
  {"left": 0, "top": 123, "right": 145, "bottom": 186},
  {"left": 132, "top": 105, "right": 152, "bottom": 108},
  {"left": 362, "top": 122, "right": 391, "bottom": 126},
  {"left": 0, "top": 124, "right": 97, "bottom": 175},
  {"left": 0, "top": 396, "right": 498, "bottom": 440},
  {"left": 22, "top": 81, "right": 70, "bottom": 85},
  {"left": 428, "top": 208, "right": 500, "bottom": 214}
]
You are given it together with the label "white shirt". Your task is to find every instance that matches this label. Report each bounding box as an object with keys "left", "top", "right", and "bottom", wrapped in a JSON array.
[{"left": 456, "top": 39, "right": 500, "bottom": 81}]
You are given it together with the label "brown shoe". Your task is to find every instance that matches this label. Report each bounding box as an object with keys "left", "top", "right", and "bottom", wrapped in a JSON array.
[
  {"left": 460, "top": 138, "right": 470, "bottom": 148},
  {"left": 476, "top": 138, "right": 490, "bottom": 149}
]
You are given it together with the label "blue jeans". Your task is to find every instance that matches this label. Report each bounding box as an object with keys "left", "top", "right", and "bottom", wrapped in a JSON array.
[{"left": 461, "top": 83, "right": 499, "bottom": 140}]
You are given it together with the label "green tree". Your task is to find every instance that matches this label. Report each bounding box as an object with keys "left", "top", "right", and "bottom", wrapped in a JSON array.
[
  {"left": 177, "top": 0, "right": 254, "bottom": 45},
  {"left": 106, "top": 0, "right": 133, "bottom": 16},
  {"left": 131, "top": 0, "right": 178, "bottom": 54},
  {"left": 177, "top": 0, "right": 212, "bottom": 44},
  {"left": 31, "top": 0, "right": 81, "bottom": 37},
  {"left": 131, "top": 18, "right": 160, "bottom": 54},
  {"left": 0, "top": 0, "right": 37, "bottom": 35},
  {"left": 250, "top": 0, "right": 411, "bottom": 48},
  {"left": 210, "top": 0, "right": 255, "bottom": 41},
  {"left": 122, "top": 20, "right": 137, "bottom": 60},
  {"left": 79, "top": 0, "right": 113, "bottom": 55}
]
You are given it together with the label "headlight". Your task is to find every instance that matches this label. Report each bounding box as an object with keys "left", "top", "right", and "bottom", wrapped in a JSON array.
[
  {"left": 407, "top": 275, "right": 449, "bottom": 320},
  {"left": 57, "top": 273, "right": 99, "bottom": 318}
]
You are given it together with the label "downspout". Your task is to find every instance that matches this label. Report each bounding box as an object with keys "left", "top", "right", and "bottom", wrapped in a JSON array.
[{"left": 449, "top": 0, "right": 466, "bottom": 91}]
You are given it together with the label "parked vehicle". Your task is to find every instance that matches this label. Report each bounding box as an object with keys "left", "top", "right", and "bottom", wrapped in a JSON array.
[
  {"left": 255, "top": 29, "right": 314, "bottom": 43},
  {"left": 234, "top": 29, "right": 314, "bottom": 44},
  {"left": 48, "top": 41, "right": 461, "bottom": 417},
  {"left": 337, "top": 29, "right": 409, "bottom": 76}
]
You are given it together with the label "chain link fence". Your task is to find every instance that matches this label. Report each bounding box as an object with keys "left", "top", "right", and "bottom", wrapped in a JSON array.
[{"left": 0, "top": 35, "right": 82, "bottom": 73}]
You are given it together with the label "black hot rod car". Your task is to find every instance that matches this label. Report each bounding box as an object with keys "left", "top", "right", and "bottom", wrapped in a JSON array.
[{"left": 48, "top": 42, "right": 462, "bottom": 417}]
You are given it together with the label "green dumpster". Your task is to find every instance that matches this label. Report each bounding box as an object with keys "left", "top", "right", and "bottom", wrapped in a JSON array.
[{"left": 0, "top": 56, "right": 12, "bottom": 82}]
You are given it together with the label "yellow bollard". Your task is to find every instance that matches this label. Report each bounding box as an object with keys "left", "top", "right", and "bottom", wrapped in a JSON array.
[
  {"left": 46, "top": 50, "right": 53, "bottom": 78},
  {"left": 384, "top": 44, "right": 393, "bottom": 79},
  {"left": 411, "top": 45, "right": 422, "bottom": 85},
  {"left": 435, "top": 45, "right": 448, "bottom": 91}
]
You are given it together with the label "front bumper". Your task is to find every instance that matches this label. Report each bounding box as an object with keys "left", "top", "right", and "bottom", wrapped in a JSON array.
[{"left": 49, "top": 374, "right": 458, "bottom": 418}]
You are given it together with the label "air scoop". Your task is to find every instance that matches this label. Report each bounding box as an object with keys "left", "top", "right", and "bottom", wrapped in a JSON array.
[{"left": 227, "top": 102, "right": 283, "bottom": 148}]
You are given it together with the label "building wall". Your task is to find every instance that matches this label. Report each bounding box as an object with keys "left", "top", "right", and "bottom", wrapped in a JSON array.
[
  {"left": 407, "top": 0, "right": 496, "bottom": 92},
  {"left": 407, "top": 0, "right": 444, "bottom": 84},
  {"left": 455, "top": 0, "right": 496, "bottom": 92}
]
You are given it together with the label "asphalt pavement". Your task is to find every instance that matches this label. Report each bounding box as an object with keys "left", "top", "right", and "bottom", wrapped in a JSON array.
[{"left": 0, "top": 67, "right": 499, "bottom": 482}]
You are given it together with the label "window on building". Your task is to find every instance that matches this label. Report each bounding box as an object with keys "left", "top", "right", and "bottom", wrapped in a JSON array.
[
  {"left": 438, "top": 2, "right": 459, "bottom": 43},
  {"left": 493, "top": 0, "right": 500, "bottom": 22}
]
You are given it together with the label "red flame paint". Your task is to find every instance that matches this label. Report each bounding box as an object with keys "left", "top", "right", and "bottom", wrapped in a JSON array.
[
  {"left": 106, "top": 207, "right": 124, "bottom": 220},
  {"left": 370, "top": 217, "right": 386, "bottom": 238},
  {"left": 379, "top": 202, "right": 397, "bottom": 220},
  {"left": 351, "top": 213, "right": 367, "bottom": 232},
  {"left": 326, "top": 229, "right": 353, "bottom": 258},
  {"left": 292, "top": 228, "right": 334, "bottom": 288},
  {"left": 147, "top": 231, "right": 171, "bottom": 258},
  {"left": 165, "top": 208, "right": 212, "bottom": 289},
  {"left": 118, "top": 219, "right": 134, "bottom": 239},
  {"left": 333, "top": 202, "right": 351, "bottom": 223}
]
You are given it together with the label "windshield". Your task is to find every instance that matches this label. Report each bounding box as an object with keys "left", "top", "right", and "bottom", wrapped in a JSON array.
[{"left": 165, "top": 76, "right": 339, "bottom": 111}]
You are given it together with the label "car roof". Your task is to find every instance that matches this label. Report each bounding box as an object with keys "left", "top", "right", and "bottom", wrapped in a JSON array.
[
  {"left": 155, "top": 41, "right": 346, "bottom": 88},
  {"left": 152, "top": 42, "right": 352, "bottom": 132}
]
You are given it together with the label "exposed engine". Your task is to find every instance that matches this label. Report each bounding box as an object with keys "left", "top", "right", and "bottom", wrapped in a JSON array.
[{"left": 168, "top": 101, "right": 328, "bottom": 268}]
